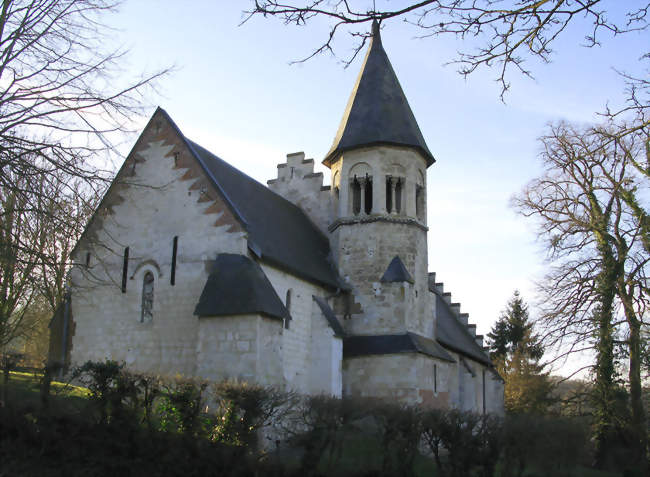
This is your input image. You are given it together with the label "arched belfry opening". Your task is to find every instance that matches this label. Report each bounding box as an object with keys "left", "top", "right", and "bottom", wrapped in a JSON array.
[
  {"left": 348, "top": 163, "right": 373, "bottom": 216},
  {"left": 364, "top": 176, "right": 373, "bottom": 214},
  {"left": 416, "top": 170, "right": 425, "bottom": 221}
]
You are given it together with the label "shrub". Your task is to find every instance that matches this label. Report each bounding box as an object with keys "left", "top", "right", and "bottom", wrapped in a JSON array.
[
  {"left": 420, "top": 408, "right": 447, "bottom": 474},
  {"left": 157, "top": 376, "right": 210, "bottom": 437},
  {"left": 133, "top": 372, "right": 162, "bottom": 430},
  {"left": 72, "top": 359, "right": 137, "bottom": 425},
  {"left": 371, "top": 401, "right": 422, "bottom": 477},
  {"left": 212, "top": 380, "right": 293, "bottom": 454},
  {"left": 291, "top": 394, "right": 369, "bottom": 475}
]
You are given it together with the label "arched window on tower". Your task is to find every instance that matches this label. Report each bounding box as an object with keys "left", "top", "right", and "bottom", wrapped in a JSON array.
[
  {"left": 351, "top": 177, "right": 361, "bottom": 215},
  {"left": 415, "top": 171, "right": 425, "bottom": 221},
  {"left": 394, "top": 178, "right": 402, "bottom": 214},
  {"left": 385, "top": 165, "right": 405, "bottom": 215},
  {"left": 141, "top": 271, "right": 154, "bottom": 323},
  {"left": 364, "top": 176, "right": 373, "bottom": 215},
  {"left": 333, "top": 171, "right": 340, "bottom": 201},
  {"left": 385, "top": 176, "right": 393, "bottom": 213},
  {"left": 349, "top": 163, "right": 372, "bottom": 216}
]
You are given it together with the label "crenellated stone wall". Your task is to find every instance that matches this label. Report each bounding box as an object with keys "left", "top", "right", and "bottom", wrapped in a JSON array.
[{"left": 267, "top": 152, "right": 333, "bottom": 235}]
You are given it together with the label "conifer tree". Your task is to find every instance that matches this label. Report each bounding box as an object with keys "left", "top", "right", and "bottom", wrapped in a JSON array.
[{"left": 488, "top": 291, "right": 552, "bottom": 414}]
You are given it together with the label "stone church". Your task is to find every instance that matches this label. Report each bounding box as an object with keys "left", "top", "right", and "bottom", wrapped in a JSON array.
[{"left": 51, "top": 22, "right": 503, "bottom": 413}]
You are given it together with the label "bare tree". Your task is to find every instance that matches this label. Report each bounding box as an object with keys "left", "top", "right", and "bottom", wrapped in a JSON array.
[
  {"left": 246, "top": 1, "right": 649, "bottom": 92},
  {"left": 1, "top": 168, "right": 49, "bottom": 350},
  {"left": 0, "top": 0, "right": 167, "bottom": 191},
  {"left": 0, "top": 161, "right": 99, "bottom": 350},
  {"left": 513, "top": 122, "right": 648, "bottom": 470},
  {"left": 0, "top": 0, "right": 167, "bottom": 347}
]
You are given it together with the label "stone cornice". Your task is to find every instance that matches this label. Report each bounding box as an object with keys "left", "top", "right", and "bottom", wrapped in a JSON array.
[{"left": 328, "top": 215, "right": 428, "bottom": 232}]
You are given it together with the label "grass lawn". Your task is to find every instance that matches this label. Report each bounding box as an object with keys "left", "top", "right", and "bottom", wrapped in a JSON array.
[{"left": 2, "top": 370, "right": 89, "bottom": 413}]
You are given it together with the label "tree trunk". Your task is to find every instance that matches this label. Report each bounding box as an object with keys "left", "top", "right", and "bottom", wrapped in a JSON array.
[
  {"left": 592, "top": 239, "right": 619, "bottom": 469},
  {"left": 620, "top": 294, "right": 648, "bottom": 473}
]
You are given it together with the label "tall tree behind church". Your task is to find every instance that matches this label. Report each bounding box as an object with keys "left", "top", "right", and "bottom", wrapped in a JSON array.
[{"left": 487, "top": 291, "right": 551, "bottom": 415}]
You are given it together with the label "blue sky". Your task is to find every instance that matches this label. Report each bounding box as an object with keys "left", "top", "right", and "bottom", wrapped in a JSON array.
[{"left": 108, "top": 2, "right": 647, "bottom": 375}]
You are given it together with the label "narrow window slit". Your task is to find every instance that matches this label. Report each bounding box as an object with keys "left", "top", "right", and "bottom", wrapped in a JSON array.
[
  {"left": 284, "top": 289, "right": 292, "bottom": 329},
  {"left": 171, "top": 236, "right": 178, "bottom": 286},
  {"left": 121, "top": 247, "right": 129, "bottom": 293},
  {"left": 434, "top": 364, "right": 438, "bottom": 393}
]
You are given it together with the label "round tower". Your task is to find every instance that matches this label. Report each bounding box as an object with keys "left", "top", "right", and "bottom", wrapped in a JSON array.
[{"left": 324, "top": 21, "right": 435, "bottom": 339}]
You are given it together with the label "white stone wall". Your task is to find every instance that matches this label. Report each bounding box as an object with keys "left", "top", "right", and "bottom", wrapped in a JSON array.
[
  {"left": 260, "top": 264, "right": 342, "bottom": 395},
  {"left": 196, "top": 314, "right": 282, "bottom": 385},
  {"left": 309, "top": 299, "right": 343, "bottom": 397},
  {"left": 444, "top": 350, "right": 504, "bottom": 414},
  {"left": 69, "top": 120, "right": 247, "bottom": 378}
]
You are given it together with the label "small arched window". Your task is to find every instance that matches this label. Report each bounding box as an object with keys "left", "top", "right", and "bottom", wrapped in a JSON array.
[{"left": 141, "top": 271, "right": 154, "bottom": 323}]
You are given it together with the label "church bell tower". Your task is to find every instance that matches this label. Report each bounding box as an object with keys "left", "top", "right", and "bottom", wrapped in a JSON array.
[{"left": 324, "top": 21, "right": 436, "bottom": 339}]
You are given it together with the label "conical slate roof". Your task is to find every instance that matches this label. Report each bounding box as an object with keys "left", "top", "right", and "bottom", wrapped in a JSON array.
[{"left": 323, "top": 21, "right": 435, "bottom": 167}]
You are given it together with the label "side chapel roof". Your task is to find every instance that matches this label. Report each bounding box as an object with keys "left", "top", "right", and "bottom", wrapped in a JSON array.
[
  {"left": 344, "top": 333, "right": 454, "bottom": 362},
  {"left": 323, "top": 20, "right": 435, "bottom": 167},
  {"left": 194, "top": 254, "right": 290, "bottom": 320}
]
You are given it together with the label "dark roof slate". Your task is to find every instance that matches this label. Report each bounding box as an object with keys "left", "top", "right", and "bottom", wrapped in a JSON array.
[
  {"left": 194, "top": 254, "right": 290, "bottom": 321},
  {"left": 159, "top": 109, "right": 342, "bottom": 290},
  {"left": 323, "top": 21, "right": 434, "bottom": 167},
  {"left": 312, "top": 296, "right": 346, "bottom": 337},
  {"left": 380, "top": 256, "right": 414, "bottom": 284},
  {"left": 432, "top": 289, "right": 492, "bottom": 366},
  {"left": 344, "top": 333, "right": 454, "bottom": 362}
]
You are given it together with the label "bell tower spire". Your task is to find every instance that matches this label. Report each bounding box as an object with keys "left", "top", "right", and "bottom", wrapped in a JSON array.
[
  {"left": 325, "top": 22, "right": 435, "bottom": 339},
  {"left": 323, "top": 19, "right": 434, "bottom": 168}
]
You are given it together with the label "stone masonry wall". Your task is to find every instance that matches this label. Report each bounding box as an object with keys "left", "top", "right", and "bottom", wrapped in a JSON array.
[
  {"left": 69, "top": 111, "right": 247, "bottom": 377},
  {"left": 343, "top": 353, "right": 452, "bottom": 407},
  {"left": 333, "top": 221, "right": 432, "bottom": 338},
  {"left": 196, "top": 314, "right": 282, "bottom": 385},
  {"left": 328, "top": 146, "right": 432, "bottom": 339}
]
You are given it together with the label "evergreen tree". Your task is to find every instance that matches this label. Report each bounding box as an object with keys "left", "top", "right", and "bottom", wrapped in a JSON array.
[
  {"left": 488, "top": 291, "right": 552, "bottom": 414},
  {"left": 488, "top": 290, "right": 542, "bottom": 361}
]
